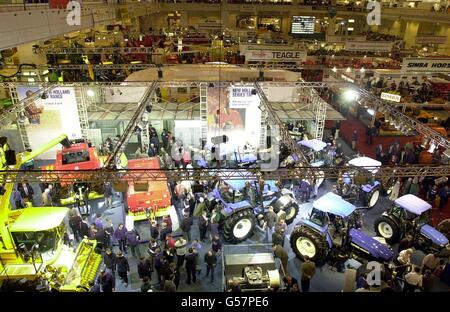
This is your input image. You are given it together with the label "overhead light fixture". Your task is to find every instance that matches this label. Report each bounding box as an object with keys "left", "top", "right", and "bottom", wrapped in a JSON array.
[
  {"left": 343, "top": 89, "right": 358, "bottom": 102},
  {"left": 367, "top": 108, "right": 375, "bottom": 116},
  {"left": 208, "top": 83, "right": 215, "bottom": 88},
  {"left": 86, "top": 89, "right": 95, "bottom": 97},
  {"left": 17, "top": 112, "right": 26, "bottom": 123},
  {"left": 41, "top": 91, "right": 48, "bottom": 100},
  {"left": 360, "top": 67, "right": 365, "bottom": 73},
  {"left": 251, "top": 89, "right": 257, "bottom": 95},
  {"left": 332, "top": 67, "right": 337, "bottom": 72},
  {"left": 145, "top": 104, "right": 153, "bottom": 113},
  {"left": 346, "top": 67, "right": 351, "bottom": 73},
  {"left": 428, "top": 141, "right": 436, "bottom": 153}
]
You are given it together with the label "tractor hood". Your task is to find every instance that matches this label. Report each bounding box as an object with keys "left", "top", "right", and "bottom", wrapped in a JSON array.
[
  {"left": 420, "top": 224, "right": 449, "bottom": 247},
  {"left": 349, "top": 229, "right": 394, "bottom": 261}
]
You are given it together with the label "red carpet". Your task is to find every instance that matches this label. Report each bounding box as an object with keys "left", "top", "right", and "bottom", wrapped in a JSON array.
[
  {"left": 339, "top": 114, "right": 450, "bottom": 225},
  {"left": 339, "top": 114, "right": 414, "bottom": 158}
]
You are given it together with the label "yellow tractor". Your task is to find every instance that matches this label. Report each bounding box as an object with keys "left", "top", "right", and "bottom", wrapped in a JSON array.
[{"left": 0, "top": 135, "right": 102, "bottom": 291}]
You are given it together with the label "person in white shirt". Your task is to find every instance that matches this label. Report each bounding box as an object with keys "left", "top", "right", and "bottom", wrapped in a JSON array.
[
  {"left": 404, "top": 267, "right": 422, "bottom": 292},
  {"left": 397, "top": 248, "right": 414, "bottom": 277}
]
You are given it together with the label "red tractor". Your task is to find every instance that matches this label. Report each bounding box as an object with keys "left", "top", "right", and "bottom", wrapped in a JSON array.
[{"left": 124, "top": 157, "right": 173, "bottom": 222}]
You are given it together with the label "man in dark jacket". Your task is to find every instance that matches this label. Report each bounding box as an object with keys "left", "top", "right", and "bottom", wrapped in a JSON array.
[
  {"left": 149, "top": 221, "right": 159, "bottom": 240},
  {"left": 185, "top": 248, "right": 197, "bottom": 284},
  {"left": 180, "top": 213, "right": 193, "bottom": 241},
  {"left": 18, "top": 180, "right": 35, "bottom": 205},
  {"left": 68, "top": 209, "right": 82, "bottom": 242},
  {"left": 116, "top": 251, "right": 130, "bottom": 287},
  {"left": 88, "top": 280, "right": 101, "bottom": 292},
  {"left": 103, "top": 248, "right": 117, "bottom": 275},
  {"left": 137, "top": 256, "right": 152, "bottom": 281},
  {"left": 114, "top": 223, "right": 127, "bottom": 253},
  {"left": 141, "top": 276, "right": 152, "bottom": 292},
  {"left": 154, "top": 248, "right": 164, "bottom": 285},
  {"left": 272, "top": 243, "right": 289, "bottom": 276},
  {"left": 125, "top": 228, "right": 141, "bottom": 258},
  {"left": 97, "top": 269, "right": 114, "bottom": 292},
  {"left": 80, "top": 216, "right": 90, "bottom": 238},
  {"left": 159, "top": 222, "right": 171, "bottom": 242},
  {"left": 211, "top": 235, "right": 222, "bottom": 254},
  {"left": 204, "top": 250, "right": 217, "bottom": 283}
]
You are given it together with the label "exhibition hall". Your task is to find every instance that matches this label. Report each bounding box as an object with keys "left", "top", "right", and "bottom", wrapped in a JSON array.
[{"left": 0, "top": 0, "right": 450, "bottom": 296}]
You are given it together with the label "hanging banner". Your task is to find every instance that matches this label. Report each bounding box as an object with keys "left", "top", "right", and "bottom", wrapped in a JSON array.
[
  {"left": 344, "top": 41, "right": 394, "bottom": 52},
  {"left": 17, "top": 86, "right": 82, "bottom": 159},
  {"left": 229, "top": 86, "right": 259, "bottom": 109},
  {"left": 207, "top": 86, "right": 261, "bottom": 149},
  {"left": 401, "top": 57, "right": 450, "bottom": 73},
  {"left": 326, "top": 35, "right": 366, "bottom": 44},
  {"left": 245, "top": 50, "right": 307, "bottom": 62}
]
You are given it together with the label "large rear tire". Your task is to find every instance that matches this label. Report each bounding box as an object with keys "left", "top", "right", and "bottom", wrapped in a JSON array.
[
  {"left": 290, "top": 226, "right": 328, "bottom": 264},
  {"left": 284, "top": 203, "right": 299, "bottom": 225},
  {"left": 222, "top": 209, "right": 256, "bottom": 244},
  {"left": 367, "top": 187, "right": 380, "bottom": 209},
  {"left": 374, "top": 216, "right": 401, "bottom": 244}
]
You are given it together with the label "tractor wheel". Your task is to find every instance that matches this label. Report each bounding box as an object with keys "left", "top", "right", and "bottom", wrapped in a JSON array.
[
  {"left": 284, "top": 202, "right": 299, "bottom": 225},
  {"left": 222, "top": 209, "right": 256, "bottom": 244},
  {"left": 374, "top": 216, "right": 401, "bottom": 244},
  {"left": 290, "top": 226, "right": 328, "bottom": 264},
  {"left": 367, "top": 187, "right": 380, "bottom": 209}
]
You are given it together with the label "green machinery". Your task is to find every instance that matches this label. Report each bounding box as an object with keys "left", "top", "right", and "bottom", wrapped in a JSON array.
[{"left": 0, "top": 134, "right": 102, "bottom": 291}]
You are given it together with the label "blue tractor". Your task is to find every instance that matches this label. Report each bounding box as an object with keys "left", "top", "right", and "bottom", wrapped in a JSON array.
[
  {"left": 210, "top": 179, "right": 299, "bottom": 244},
  {"left": 335, "top": 156, "right": 383, "bottom": 209},
  {"left": 290, "top": 192, "right": 394, "bottom": 264},
  {"left": 374, "top": 194, "right": 449, "bottom": 253}
]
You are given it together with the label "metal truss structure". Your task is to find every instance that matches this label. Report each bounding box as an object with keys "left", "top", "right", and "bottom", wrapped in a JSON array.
[
  {"left": 104, "top": 82, "right": 158, "bottom": 169},
  {"left": 254, "top": 82, "right": 308, "bottom": 165},
  {"left": 1, "top": 164, "right": 448, "bottom": 184}
]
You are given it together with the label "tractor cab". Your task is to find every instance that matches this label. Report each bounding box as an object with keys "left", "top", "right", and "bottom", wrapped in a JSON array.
[
  {"left": 375, "top": 194, "right": 449, "bottom": 252},
  {"left": 298, "top": 139, "right": 328, "bottom": 167},
  {"left": 1, "top": 207, "right": 101, "bottom": 291},
  {"left": 336, "top": 156, "right": 381, "bottom": 209},
  {"left": 290, "top": 192, "right": 393, "bottom": 264}
]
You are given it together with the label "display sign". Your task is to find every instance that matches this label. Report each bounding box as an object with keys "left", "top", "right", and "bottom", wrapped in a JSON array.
[
  {"left": 381, "top": 92, "right": 401, "bottom": 103},
  {"left": 344, "top": 41, "right": 394, "bottom": 52},
  {"left": 245, "top": 50, "right": 307, "bottom": 62},
  {"left": 401, "top": 57, "right": 450, "bottom": 73},
  {"left": 17, "top": 86, "right": 82, "bottom": 159},
  {"left": 291, "top": 16, "right": 315, "bottom": 34},
  {"left": 229, "top": 87, "right": 258, "bottom": 109},
  {"left": 415, "top": 36, "right": 447, "bottom": 45},
  {"left": 326, "top": 35, "right": 365, "bottom": 44},
  {"left": 207, "top": 86, "right": 261, "bottom": 149}
]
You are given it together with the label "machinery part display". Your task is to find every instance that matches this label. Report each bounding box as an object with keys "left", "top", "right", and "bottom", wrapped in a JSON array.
[
  {"left": 290, "top": 226, "right": 328, "bottom": 263},
  {"left": 374, "top": 216, "right": 401, "bottom": 244},
  {"left": 222, "top": 209, "right": 257, "bottom": 244},
  {"left": 1, "top": 164, "right": 449, "bottom": 184}
]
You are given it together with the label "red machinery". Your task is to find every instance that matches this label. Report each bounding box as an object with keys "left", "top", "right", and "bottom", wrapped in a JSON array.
[{"left": 125, "top": 157, "right": 172, "bottom": 221}]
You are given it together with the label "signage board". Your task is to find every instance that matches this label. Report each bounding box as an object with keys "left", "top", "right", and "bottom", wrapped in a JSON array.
[
  {"left": 415, "top": 36, "right": 447, "bottom": 45},
  {"left": 229, "top": 87, "right": 258, "bottom": 109},
  {"left": 401, "top": 57, "right": 450, "bottom": 73},
  {"left": 291, "top": 16, "right": 315, "bottom": 34},
  {"left": 344, "top": 41, "right": 394, "bottom": 52},
  {"left": 245, "top": 50, "right": 307, "bottom": 62},
  {"left": 381, "top": 92, "right": 401, "bottom": 103}
]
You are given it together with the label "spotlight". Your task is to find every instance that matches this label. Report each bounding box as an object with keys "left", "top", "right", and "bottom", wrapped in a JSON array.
[
  {"left": 428, "top": 141, "right": 436, "bottom": 153},
  {"left": 86, "top": 89, "right": 95, "bottom": 97},
  {"left": 332, "top": 67, "right": 337, "bottom": 72},
  {"left": 208, "top": 83, "right": 215, "bottom": 88},
  {"left": 343, "top": 89, "right": 358, "bottom": 102},
  {"left": 110, "top": 89, "right": 115, "bottom": 96},
  {"left": 118, "top": 89, "right": 123, "bottom": 95},
  {"left": 251, "top": 89, "right": 257, "bottom": 95},
  {"left": 41, "top": 91, "right": 48, "bottom": 100},
  {"left": 145, "top": 104, "right": 152, "bottom": 113}
]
